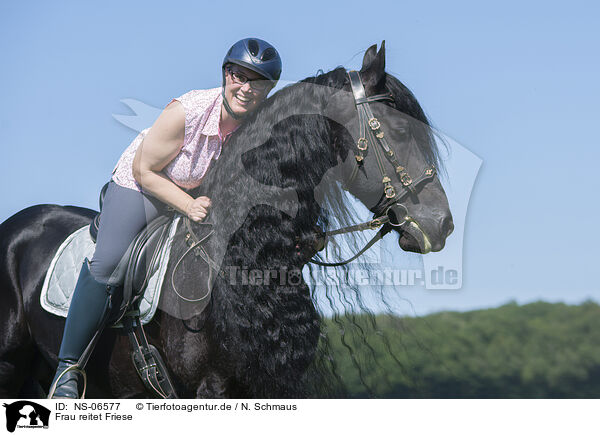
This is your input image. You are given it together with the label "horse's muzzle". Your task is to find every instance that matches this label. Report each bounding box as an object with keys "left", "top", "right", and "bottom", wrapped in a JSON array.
[{"left": 396, "top": 214, "right": 453, "bottom": 253}]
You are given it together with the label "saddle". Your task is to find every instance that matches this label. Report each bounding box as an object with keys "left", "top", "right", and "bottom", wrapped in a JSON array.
[{"left": 86, "top": 183, "right": 179, "bottom": 398}]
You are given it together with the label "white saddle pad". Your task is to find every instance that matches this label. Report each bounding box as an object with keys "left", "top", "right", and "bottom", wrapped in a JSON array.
[{"left": 40, "top": 218, "right": 180, "bottom": 326}]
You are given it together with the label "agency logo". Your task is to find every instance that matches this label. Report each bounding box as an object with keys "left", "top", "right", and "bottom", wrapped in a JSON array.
[{"left": 3, "top": 401, "right": 50, "bottom": 433}]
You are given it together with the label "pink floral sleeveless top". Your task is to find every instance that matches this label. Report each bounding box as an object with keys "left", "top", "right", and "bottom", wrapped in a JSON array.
[{"left": 112, "top": 87, "right": 230, "bottom": 192}]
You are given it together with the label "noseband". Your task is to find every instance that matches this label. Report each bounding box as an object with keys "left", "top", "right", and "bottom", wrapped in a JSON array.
[{"left": 309, "top": 71, "right": 436, "bottom": 267}]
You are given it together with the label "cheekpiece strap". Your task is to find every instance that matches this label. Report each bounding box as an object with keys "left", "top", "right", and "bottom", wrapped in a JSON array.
[{"left": 348, "top": 70, "right": 367, "bottom": 103}]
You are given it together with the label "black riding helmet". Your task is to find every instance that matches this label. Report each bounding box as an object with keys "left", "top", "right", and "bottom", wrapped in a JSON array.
[
  {"left": 221, "top": 38, "right": 282, "bottom": 120},
  {"left": 222, "top": 38, "right": 282, "bottom": 83}
]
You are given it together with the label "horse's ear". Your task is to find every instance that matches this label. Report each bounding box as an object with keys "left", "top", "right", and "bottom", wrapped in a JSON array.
[
  {"left": 360, "top": 41, "right": 386, "bottom": 90},
  {"left": 361, "top": 44, "right": 378, "bottom": 71}
]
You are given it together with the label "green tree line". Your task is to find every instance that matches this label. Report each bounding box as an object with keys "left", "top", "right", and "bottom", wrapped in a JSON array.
[{"left": 323, "top": 301, "right": 600, "bottom": 398}]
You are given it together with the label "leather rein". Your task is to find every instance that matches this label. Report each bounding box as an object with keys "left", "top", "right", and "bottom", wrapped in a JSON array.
[{"left": 308, "top": 70, "right": 436, "bottom": 267}]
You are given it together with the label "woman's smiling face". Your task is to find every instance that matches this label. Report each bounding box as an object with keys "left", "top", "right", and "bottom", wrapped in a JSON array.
[{"left": 223, "top": 64, "right": 272, "bottom": 117}]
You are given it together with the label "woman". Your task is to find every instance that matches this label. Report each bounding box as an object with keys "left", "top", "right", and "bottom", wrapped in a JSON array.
[{"left": 48, "top": 38, "right": 282, "bottom": 398}]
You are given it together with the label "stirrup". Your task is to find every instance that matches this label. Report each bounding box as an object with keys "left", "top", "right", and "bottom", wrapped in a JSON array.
[{"left": 47, "top": 364, "right": 88, "bottom": 399}]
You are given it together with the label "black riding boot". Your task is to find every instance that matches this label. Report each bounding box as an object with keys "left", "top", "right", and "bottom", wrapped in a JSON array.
[{"left": 48, "top": 260, "right": 116, "bottom": 399}]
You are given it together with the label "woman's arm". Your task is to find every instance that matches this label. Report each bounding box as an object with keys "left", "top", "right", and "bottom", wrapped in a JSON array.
[{"left": 132, "top": 100, "right": 210, "bottom": 222}]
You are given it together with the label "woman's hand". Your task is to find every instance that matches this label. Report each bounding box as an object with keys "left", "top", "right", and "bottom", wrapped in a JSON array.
[{"left": 185, "top": 196, "right": 211, "bottom": 222}]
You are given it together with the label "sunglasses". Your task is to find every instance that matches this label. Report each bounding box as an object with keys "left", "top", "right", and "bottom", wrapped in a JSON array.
[{"left": 225, "top": 66, "right": 270, "bottom": 91}]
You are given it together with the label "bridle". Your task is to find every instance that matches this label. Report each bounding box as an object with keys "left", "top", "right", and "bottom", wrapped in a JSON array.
[{"left": 308, "top": 70, "right": 437, "bottom": 267}]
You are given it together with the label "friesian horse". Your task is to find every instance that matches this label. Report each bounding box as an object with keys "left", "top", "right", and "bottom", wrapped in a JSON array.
[{"left": 0, "top": 42, "right": 453, "bottom": 398}]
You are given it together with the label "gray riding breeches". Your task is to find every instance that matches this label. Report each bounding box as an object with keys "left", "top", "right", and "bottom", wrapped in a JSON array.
[{"left": 89, "top": 180, "right": 166, "bottom": 284}]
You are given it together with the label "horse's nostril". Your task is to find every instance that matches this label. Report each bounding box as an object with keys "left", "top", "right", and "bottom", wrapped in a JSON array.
[{"left": 442, "top": 216, "right": 454, "bottom": 238}]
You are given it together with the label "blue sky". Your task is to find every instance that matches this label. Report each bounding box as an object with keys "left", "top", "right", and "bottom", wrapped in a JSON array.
[{"left": 1, "top": 0, "right": 598, "bottom": 315}]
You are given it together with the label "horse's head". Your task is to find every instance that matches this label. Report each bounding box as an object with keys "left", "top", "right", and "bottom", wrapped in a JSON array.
[{"left": 325, "top": 42, "right": 453, "bottom": 253}]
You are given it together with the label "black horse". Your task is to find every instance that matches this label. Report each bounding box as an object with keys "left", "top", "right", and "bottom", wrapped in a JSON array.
[{"left": 0, "top": 42, "right": 453, "bottom": 398}]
